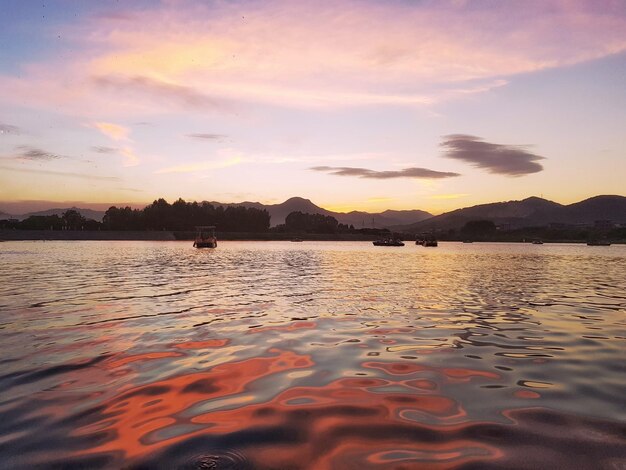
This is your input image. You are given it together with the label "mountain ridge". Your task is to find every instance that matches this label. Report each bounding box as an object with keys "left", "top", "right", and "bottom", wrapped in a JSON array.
[
  {"left": 391, "top": 195, "right": 626, "bottom": 233},
  {"left": 2, "top": 195, "right": 625, "bottom": 230},
  {"left": 209, "top": 197, "right": 432, "bottom": 227}
]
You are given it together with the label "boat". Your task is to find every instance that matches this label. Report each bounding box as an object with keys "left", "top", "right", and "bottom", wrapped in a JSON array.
[
  {"left": 291, "top": 237, "right": 303, "bottom": 242},
  {"left": 587, "top": 240, "right": 611, "bottom": 246},
  {"left": 373, "top": 238, "right": 405, "bottom": 247},
  {"left": 531, "top": 239, "right": 543, "bottom": 245},
  {"left": 193, "top": 225, "right": 217, "bottom": 248},
  {"left": 415, "top": 239, "right": 425, "bottom": 245},
  {"left": 423, "top": 240, "right": 438, "bottom": 247}
]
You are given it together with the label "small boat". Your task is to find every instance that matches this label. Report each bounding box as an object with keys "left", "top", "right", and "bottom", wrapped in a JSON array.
[
  {"left": 291, "top": 237, "right": 303, "bottom": 242},
  {"left": 587, "top": 240, "right": 611, "bottom": 246},
  {"left": 193, "top": 225, "right": 217, "bottom": 248},
  {"left": 423, "top": 240, "right": 438, "bottom": 247},
  {"left": 531, "top": 239, "right": 543, "bottom": 245},
  {"left": 415, "top": 239, "right": 425, "bottom": 246},
  {"left": 373, "top": 238, "right": 405, "bottom": 247}
]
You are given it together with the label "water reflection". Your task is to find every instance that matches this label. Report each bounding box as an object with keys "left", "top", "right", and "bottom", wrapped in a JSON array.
[{"left": 0, "top": 241, "right": 624, "bottom": 468}]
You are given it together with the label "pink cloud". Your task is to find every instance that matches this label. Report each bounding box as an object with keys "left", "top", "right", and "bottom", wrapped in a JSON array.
[{"left": 0, "top": 0, "right": 624, "bottom": 113}]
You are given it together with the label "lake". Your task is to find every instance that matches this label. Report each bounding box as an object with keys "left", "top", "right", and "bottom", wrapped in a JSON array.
[{"left": 0, "top": 241, "right": 624, "bottom": 469}]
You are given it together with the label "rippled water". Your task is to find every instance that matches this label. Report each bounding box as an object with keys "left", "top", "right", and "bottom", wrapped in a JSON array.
[{"left": 0, "top": 241, "right": 625, "bottom": 469}]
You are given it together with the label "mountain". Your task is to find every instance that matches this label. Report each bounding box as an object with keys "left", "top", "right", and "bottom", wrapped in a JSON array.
[
  {"left": 211, "top": 197, "right": 432, "bottom": 227},
  {"left": 2, "top": 198, "right": 430, "bottom": 228},
  {"left": 546, "top": 195, "right": 626, "bottom": 224},
  {"left": 330, "top": 209, "right": 432, "bottom": 229},
  {"left": 207, "top": 197, "right": 332, "bottom": 226},
  {"left": 8, "top": 207, "right": 107, "bottom": 222},
  {"left": 264, "top": 197, "right": 336, "bottom": 226},
  {"left": 4, "top": 195, "right": 623, "bottom": 230},
  {"left": 393, "top": 195, "right": 626, "bottom": 233}
]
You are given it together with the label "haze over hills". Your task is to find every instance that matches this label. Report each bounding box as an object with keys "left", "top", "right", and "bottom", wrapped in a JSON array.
[{"left": 392, "top": 195, "right": 626, "bottom": 233}]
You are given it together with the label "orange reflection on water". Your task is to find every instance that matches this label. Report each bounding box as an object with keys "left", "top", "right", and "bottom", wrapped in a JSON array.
[
  {"left": 188, "top": 376, "right": 486, "bottom": 469},
  {"left": 363, "top": 361, "right": 427, "bottom": 375},
  {"left": 442, "top": 368, "right": 500, "bottom": 381},
  {"left": 68, "top": 349, "right": 508, "bottom": 468},
  {"left": 514, "top": 390, "right": 541, "bottom": 399},
  {"left": 172, "top": 339, "right": 230, "bottom": 349},
  {"left": 75, "top": 349, "right": 314, "bottom": 459}
]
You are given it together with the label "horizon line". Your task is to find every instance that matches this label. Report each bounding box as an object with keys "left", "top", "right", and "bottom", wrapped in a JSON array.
[{"left": 1, "top": 193, "right": 624, "bottom": 218}]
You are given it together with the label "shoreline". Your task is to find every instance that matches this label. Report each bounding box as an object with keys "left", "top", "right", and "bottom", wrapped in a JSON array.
[
  {"left": 0, "top": 230, "right": 378, "bottom": 242},
  {"left": 0, "top": 230, "right": 623, "bottom": 244}
]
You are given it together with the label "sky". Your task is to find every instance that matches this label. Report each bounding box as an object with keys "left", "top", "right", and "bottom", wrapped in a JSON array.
[{"left": 0, "top": 0, "right": 625, "bottom": 215}]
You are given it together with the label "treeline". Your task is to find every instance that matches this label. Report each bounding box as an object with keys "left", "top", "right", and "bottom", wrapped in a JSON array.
[
  {"left": 271, "top": 211, "right": 396, "bottom": 237},
  {"left": 103, "top": 199, "right": 270, "bottom": 231},
  {"left": 0, "top": 210, "right": 100, "bottom": 231},
  {"left": 422, "top": 219, "right": 626, "bottom": 242},
  {"left": 272, "top": 211, "right": 351, "bottom": 234},
  {"left": 0, "top": 199, "right": 271, "bottom": 232}
]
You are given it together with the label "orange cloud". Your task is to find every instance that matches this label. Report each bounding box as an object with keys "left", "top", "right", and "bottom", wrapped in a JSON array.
[
  {"left": 119, "top": 146, "right": 140, "bottom": 167},
  {"left": 92, "top": 122, "right": 130, "bottom": 141}
]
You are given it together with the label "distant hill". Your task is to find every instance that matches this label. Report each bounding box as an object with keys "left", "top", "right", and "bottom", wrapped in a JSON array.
[
  {"left": 3, "top": 195, "right": 624, "bottom": 231},
  {"left": 6, "top": 207, "right": 107, "bottom": 222},
  {"left": 263, "top": 197, "right": 336, "bottom": 226},
  {"left": 543, "top": 195, "right": 626, "bottom": 224},
  {"left": 1, "top": 198, "right": 430, "bottom": 228},
  {"left": 210, "top": 197, "right": 432, "bottom": 227},
  {"left": 332, "top": 208, "right": 433, "bottom": 229},
  {"left": 207, "top": 197, "right": 332, "bottom": 226},
  {"left": 393, "top": 195, "right": 626, "bottom": 233}
]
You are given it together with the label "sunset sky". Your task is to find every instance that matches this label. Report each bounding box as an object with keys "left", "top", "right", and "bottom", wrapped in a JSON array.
[{"left": 1, "top": 0, "right": 625, "bottom": 215}]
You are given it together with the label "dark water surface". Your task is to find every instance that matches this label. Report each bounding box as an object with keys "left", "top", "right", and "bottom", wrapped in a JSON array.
[{"left": 0, "top": 241, "right": 624, "bottom": 469}]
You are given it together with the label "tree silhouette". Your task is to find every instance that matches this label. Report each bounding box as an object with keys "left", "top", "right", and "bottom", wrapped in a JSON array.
[
  {"left": 103, "top": 198, "right": 270, "bottom": 232},
  {"left": 62, "top": 210, "right": 87, "bottom": 230}
]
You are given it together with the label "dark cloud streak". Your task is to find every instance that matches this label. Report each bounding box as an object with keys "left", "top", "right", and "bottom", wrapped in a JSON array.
[
  {"left": 186, "top": 133, "right": 227, "bottom": 141},
  {"left": 14, "top": 146, "right": 63, "bottom": 161},
  {"left": 311, "top": 166, "right": 460, "bottom": 179},
  {"left": 441, "top": 134, "right": 544, "bottom": 176},
  {"left": 91, "top": 146, "right": 119, "bottom": 154},
  {"left": 0, "top": 123, "right": 20, "bottom": 135}
]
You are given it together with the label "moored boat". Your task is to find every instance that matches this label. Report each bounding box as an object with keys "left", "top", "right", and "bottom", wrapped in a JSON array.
[
  {"left": 193, "top": 225, "right": 217, "bottom": 248},
  {"left": 373, "top": 238, "right": 405, "bottom": 247},
  {"left": 423, "top": 240, "right": 438, "bottom": 247},
  {"left": 587, "top": 240, "right": 611, "bottom": 246}
]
